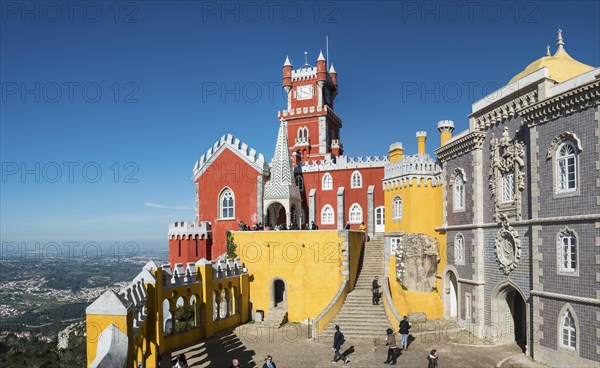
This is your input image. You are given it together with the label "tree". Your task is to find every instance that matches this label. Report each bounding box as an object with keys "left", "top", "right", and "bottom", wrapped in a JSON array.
[{"left": 226, "top": 231, "right": 237, "bottom": 259}]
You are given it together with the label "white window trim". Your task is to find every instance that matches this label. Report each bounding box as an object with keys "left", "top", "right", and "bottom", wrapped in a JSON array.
[
  {"left": 350, "top": 170, "right": 362, "bottom": 188},
  {"left": 322, "top": 173, "right": 333, "bottom": 191},
  {"left": 555, "top": 141, "right": 578, "bottom": 194},
  {"left": 218, "top": 187, "right": 235, "bottom": 220},
  {"left": 557, "top": 303, "right": 579, "bottom": 354},
  {"left": 392, "top": 196, "right": 402, "bottom": 222},
  {"left": 454, "top": 233, "right": 465, "bottom": 265},
  {"left": 451, "top": 168, "right": 466, "bottom": 213},
  {"left": 321, "top": 204, "right": 335, "bottom": 225},
  {"left": 556, "top": 227, "right": 579, "bottom": 277},
  {"left": 348, "top": 203, "right": 363, "bottom": 224}
]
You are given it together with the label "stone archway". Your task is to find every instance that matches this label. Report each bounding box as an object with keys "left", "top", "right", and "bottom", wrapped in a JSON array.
[
  {"left": 444, "top": 270, "right": 458, "bottom": 320},
  {"left": 492, "top": 281, "right": 527, "bottom": 352}
]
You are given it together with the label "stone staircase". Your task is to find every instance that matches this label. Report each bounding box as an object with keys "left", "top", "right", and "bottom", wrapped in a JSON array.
[
  {"left": 261, "top": 302, "right": 288, "bottom": 328},
  {"left": 321, "top": 233, "right": 392, "bottom": 341}
]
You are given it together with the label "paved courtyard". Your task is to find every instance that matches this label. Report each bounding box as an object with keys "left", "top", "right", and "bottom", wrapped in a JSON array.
[{"left": 162, "top": 321, "right": 551, "bottom": 367}]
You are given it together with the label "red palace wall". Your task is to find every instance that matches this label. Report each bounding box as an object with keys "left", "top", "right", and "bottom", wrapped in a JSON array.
[
  {"left": 168, "top": 235, "right": 212, "bottom": 265},
  {"left": 196, "top": 149, "right": 264, "bottom": 257},
  {"left": 299, "top": 166, "right": 385, "bottom": 231}
]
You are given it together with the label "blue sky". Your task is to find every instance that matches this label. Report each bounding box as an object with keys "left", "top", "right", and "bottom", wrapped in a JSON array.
[{"left": 1, "top": 1, "right": 599, "bottom": 250}]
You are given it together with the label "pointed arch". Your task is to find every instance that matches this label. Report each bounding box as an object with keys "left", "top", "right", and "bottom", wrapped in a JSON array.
[{"left": 218, "top": 187, "right": 235, "bottom": 219}]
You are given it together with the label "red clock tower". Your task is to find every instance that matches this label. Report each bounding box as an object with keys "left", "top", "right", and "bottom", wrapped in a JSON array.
[{"left": 280, "top": 51, "right": 342, "bottom": 164}]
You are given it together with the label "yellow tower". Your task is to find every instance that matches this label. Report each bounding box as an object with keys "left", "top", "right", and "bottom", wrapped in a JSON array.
[{"left": 382, "top": 128, "right": 449, "bottom": 322}]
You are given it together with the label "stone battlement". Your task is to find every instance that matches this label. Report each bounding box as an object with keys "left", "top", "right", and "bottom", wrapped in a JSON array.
[
  {"left": 277, "top": 104, "right": 342, "bottom": 126},
  {"left": 291, "top": 66, "right": 317, "bottom": 80},
  {"left": 168, "top": 221, "right": 212, "bottom": 239},
  {"left": 383, "top": 153, "right": 442, "bottom": 188},
  {"left": 192, "top": 133, "right": 268, "bottom": 180},
  {"left": 294, "top": 154, "right": 389, "bottom": 173}
]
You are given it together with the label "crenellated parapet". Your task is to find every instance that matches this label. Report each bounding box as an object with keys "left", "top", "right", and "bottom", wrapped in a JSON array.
[
  {"left": 277, "top": 104, "right": 342, "bottom": 126},
  {"left": 192, "top": 133, "right": 269, "bottom": 181},
  {"left": 294, "top": 154, "right": 389, "bottom": 173},
  {"left": 168, "top": 221, "right": 212, "bottom": 239},
  {"left": 383, "top": 153, "right": 442, "bottom": 189},
  {"left": 211, "top": 258, "right": 243, "bottom": 279},
  {"left": 160, "top": 262, "right": 201, "bottom": 287}
]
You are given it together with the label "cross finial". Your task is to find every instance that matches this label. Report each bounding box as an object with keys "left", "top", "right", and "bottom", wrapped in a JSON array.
[{"left": 557, "top": 27, "right": 564, "bottom": 52}]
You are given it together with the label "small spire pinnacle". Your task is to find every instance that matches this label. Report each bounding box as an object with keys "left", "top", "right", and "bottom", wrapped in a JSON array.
[
  {"left": 557, "top": 27, "right": 564, "bottom": 52},
  {"left": 317, "top": 50, "right": 326, "bottom": 61},
  {"left": 546, "top": 44, "right": 551, "bottom": 56},
  {"left": 304, "top": 51, "right": 309, "bottom": 67},
  {"left": 283, "top": 55, "right": 291, "bottom": 67},
  {"left": 329, "top": 64, "right": 336, "bottom": 73}
]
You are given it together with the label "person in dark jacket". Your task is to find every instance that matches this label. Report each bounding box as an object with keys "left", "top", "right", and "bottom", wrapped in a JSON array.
[
  {"left": 372, "top": 276, "right": 380, "bottom": 305},
  {"left": 331, "top": 325, "right": 349, "bottom": 364},
  {"left": 399, "top": 315, "right": 412, "bottom": 350},
  {"left": 427, "top": 349, "right": 438, "bottom": 368},
  {"left": 384, "top": 328, "right": 399, "bottom": 365},
  {"left": 262, "top": 355, "right": 276, "bottom": 368},
  {"left": 228, "top": 358, "right": 242, "bottom": 368}
]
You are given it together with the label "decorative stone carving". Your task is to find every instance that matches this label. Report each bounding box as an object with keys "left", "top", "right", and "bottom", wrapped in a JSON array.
[
  {"left": 546, "top": 131, "right": 583, "bottom": 159},
  {"left": 392, "top": 233, "right": 439, "bottom": 292},
  {"left": 488, "top": 127, "right": 526, "bottom": 221},
  {"left": 494, "top": 214, "right": 521, "bottom": 275}
]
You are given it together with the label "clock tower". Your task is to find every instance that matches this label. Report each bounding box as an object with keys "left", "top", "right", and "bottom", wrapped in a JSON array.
[{"left": 279, "top": 51, "right": 342, "bottom": 164}]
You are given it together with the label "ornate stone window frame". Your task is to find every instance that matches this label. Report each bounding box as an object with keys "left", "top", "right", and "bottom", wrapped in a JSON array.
[
  {"left": 547, "top": 133, "right": 582, "bottom": 198},
  {"left": 454, "top": 233, "right": 465, "bottom": 266},
  {"left": 489, "top": 127, "right": 525, "bottom": 221},
  {"left": 450, "top": 168, "right": 466, "bottom": 213},
  {"left": 556, "top": 227, "right": 579, "bottom": 277},
  {"left": 557, "top": 303, "right": 579, "bottom": 355},
  {"left": 494, "top": 214, "right": 522, "bottom": 275}
]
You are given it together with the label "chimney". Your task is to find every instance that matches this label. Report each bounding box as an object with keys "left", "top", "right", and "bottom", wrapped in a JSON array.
[
  {"left": 416, "top": 131, "right": 427, "bottom": 154},
  {"left": 437, "top": 120, "right": 455, "bottom": 146},
  {"left": 389, "top": 142, "right": 404, "bottom": 163}
]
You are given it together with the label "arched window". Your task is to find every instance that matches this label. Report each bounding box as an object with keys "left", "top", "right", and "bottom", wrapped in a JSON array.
[
  {"left": 351, "top": 171, "right": 362, "bottom": 188},
  {"left": 558, "top": 228, "right": 577, "bottom": 273},
  {"left": 560, "top": 309, "right": 576, "bottom": 350},
  {"left": 322, "top": 173, "right": 333, "bottom": 190},
  {"left": 349, "top": 203, "right": 362, "bottom": 223},
  {"left": 454, "top": 233, "right": 465, "bottom": 265},
  {"left": 321, "top": 205, "right": 334, "bottom": 224},
  {"left": 297, "top": 127, "right": 309, "bottom": 143},
  {"left": 295, "top": 175, "right": 304, "bottom": 190},
  {"left": 219, "top": 188, "right": 234, "bottom": 219},
  {"left": 501, "top": 171, "right": 515, "bottom": 203},
  {"left": 392, "top": 196, "right": 402, "bottom": 221},
  {"left": 454, "top": 173, "right": 465, "bottom": 211},
  {"left": 556, "top": 142, "right": 577, "bottom": 193}
]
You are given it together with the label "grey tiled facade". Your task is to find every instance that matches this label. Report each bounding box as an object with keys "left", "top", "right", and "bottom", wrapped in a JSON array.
[{"left": 436, "top": 67, "right": 600, "bottom": 367}]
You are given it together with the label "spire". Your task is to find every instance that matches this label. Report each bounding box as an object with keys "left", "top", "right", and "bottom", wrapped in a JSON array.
[
  {"left": 317, "top": 50, "right": 326, "bottom": 61},
  {"left": 329, "top": 64, "right": 336, "bottom": 73},
  {"left": 546, "top": 44, "right": 551, "bottom": 56},
  {"left": 557, "top": 28, "right": 565, "bottom": 52},
  {"left": 263, "top": 121, "right": 301, "bottom": 199},
  {"left": 283, "top": 55, "right": 291, "bottom": 67}
]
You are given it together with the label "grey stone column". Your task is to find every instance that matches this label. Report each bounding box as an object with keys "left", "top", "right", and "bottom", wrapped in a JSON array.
[
  {"left": 257, "top": 175, "right": 264, "bottom": 223},
  {"left": 367, "top": 185, "right": 375, "bottom": 238},
  {"left": 309, "top": 189, "right": 316, "bottom": 225},
  {"left": 471, "top": 147, "right": 485, "bottom": 338},
  {"left": 337, "top": 187, "right": 345, "bottom": 230}
]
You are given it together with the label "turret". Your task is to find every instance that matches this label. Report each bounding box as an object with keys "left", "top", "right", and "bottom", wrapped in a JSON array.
[
  {"left": 282, "top": 56, "right": 292, "bottom": 94},
  {"left": 437, "top": 120, "right": 455, "bottom": 146},
  {"left": 316, "top": 50, "right": 327, "bottom": 81},
  {"left": 416, "top": 131, "right": 427, "bottom": 154},
  {"left": 329, "top": 64, "right": 337, "bottom": 87},
  {"left": 389, "top": 142, "right": 404, "bottom": 163}
]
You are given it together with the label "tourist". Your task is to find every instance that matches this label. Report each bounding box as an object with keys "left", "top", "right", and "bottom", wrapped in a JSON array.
[
  {"left": 311, "top": 221, "right": 318, "bottom": 230},
  {"left": 262, "top": 355, "right": 276, "bottom": 368},
  {"left": 229, "top": 358, "right": 242, "bottom": 368},
  {"left": 384, "top": 328, "right": 399, "bottom": 365},
  {"left": 331, "top": 325, "right": 349, "bottom": 364},
  {"left": 427, "top": 350, "right": 438, "bottom": 368},
  {"left": 359, "top": 222, "right": 366, "bottom": 242},
  {"left": 372, "top": 276, "right": 380, "bottom": 305},
  {"left": 399, "top": 316, "right": 412, "bottom": 350}
]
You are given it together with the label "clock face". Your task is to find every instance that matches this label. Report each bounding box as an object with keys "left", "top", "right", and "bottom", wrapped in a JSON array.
[{"left": 296, "top": 85, "right": 313, "bottom": 100}]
